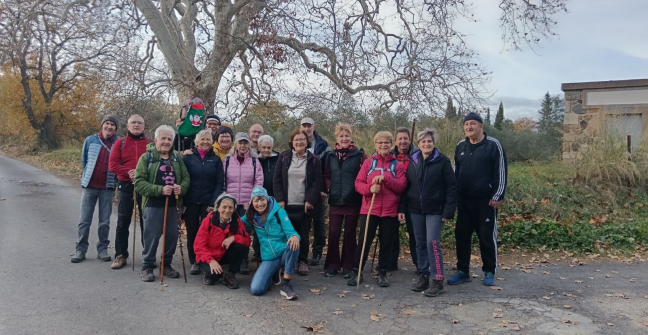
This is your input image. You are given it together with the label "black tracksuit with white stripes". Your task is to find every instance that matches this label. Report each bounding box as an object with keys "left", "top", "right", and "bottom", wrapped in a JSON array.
[{"left": 454, "top": 134, "right": 507, "bottom": 274}]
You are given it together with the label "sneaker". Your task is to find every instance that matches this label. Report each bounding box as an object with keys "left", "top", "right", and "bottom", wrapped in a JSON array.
[
  {"left": 189, "top": 263, "right": 201, "bottom": 275},
  {"left": 223, "top": 272, "right": 239, "bottom": 289},
  {"left": 111, "top": 255, "right": 127, "bottom": 269},
  {"left": 71, "top": 252, "right": 86, "bottom": 263},
  {"left": 97, "top": 250, "right": 111, "bottom": 262},
  {"left": 347, "top": 272, "right": 364, "bottom": 286},
  {"left": 203, "top": 273, "right": 216, "bottom": 285},
  {"left": 377, "top": 270, "right": 390, "bottom": 287},
  {"left": 161, "top": 265, "right": 180, "bottom": 278},
  {"left": 297, "top": 261, "right": 309, "bottom": 276},
  {"left": 140, "top": 268, "right": 155, "bottom": 282},
  {"left": 240, "top": 258, "right": 250, "bottom": 275},
  {"left": 272, "top": 268, "right": 283, "bottom": 286},
  {"left": 411, "top": 274, "right": 430, "bottom": 292},
  {"left": 447, "top": 270, "right": 472, "bottom": 285},
  {"left": 309, "top": 254, "right": 322, "bottom": 266},
  {"left": 483, "top": 272, "right": 495, "bottom": 286},
  {"left": 324, "top": 269, "right": 337, "bottom": 277},
  {"left": 280, "top": 280, "right": 298, "bottom": 300},
  {"left": 425, "top": 280, "right": 445, "bottom": 297},
  {"left": 342, "top": 269, "right": 353, "bottom": 279}
]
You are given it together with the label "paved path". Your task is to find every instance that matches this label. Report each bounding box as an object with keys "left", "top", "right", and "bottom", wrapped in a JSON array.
[{"left": 1, "top": 154, "right": 647, "bottom": 334}]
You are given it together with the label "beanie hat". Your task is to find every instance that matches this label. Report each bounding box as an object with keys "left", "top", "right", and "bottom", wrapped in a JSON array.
[
  {"left": 215, "top": 192, "right": 238, "bottom": 208},
  {"left": 215, "top": 126, "right": 234, "bottom": 140},
  {"left": 205, "top": 114, "right": 221, "bottom": 124},
  {"left": 463, "top": 112, "right": 483, "bottom": 124},
  {"left": 250, "top": 186, "right": 270, "bottom": 202},
  {"left": 101, "top": 115, "right": 119, "bottom": 130}
]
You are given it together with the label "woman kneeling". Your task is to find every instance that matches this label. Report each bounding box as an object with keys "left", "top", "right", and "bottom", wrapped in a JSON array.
[
  {"left": 193, "top": 193, "right": 251, "bottom": 289},
  {"left": 243, "top": 186, "right": 301, "bottom": 300}
]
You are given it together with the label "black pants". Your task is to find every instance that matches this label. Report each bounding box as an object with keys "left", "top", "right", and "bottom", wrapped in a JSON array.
[
  {"left": 115, "top": 181, "right": 143, "bottom": 258},
  {"left": 354, "top": 215, "right": 398, "bottom": 271},
  {"left": 285, "top": 205, "right": 312, "bottom": 263},
  {"left": 389, "top": 212, "right": 417, "bottom": 269},
  {"left": 455, "top": 197, "right": 498, "bottom": 274},
  {"left": 197, "top": 242, "right": 248, "bottom": 278},
  {"left": 184, "top": 202, "right": 210, "bottom": 264},
  {"left": 311, "top": 205, "right": 327, "bottom": 257}
]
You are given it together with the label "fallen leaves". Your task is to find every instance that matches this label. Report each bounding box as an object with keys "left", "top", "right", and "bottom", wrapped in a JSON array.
[
  {"left": 574, "top": 280, "right": 583, "bottom": 283},
  {"left": 490, "top": 286, "right": 503, "bottom": 291},
  {"left": 542, "top": 296, "right": 551, "bottom": 300},
  {"left": 370, "top": 311, "right": 382, "bottom": 322},
  {"left": 337, "top": 294, "right": 346, "bottom": 298},
  {"left": 630, "top": 278, "right": 636, "bottom": 282},
  {"left": 309, "top": 289, "right": 322, "bottom": 295},
  {"left": 303, "top": 323, "right": 324, "bottom": 332},
  {"left": 332, "top": 309, "right": 343, "bottom": 315},
  {"left": 402, "top": 310, "right": 416, "bottom": 316},
  {"left": 452, "top": 319, "right": 459, "bottom": 324},
  {"left": 604, "top": 293, "right": 629, "bottom": 299},
  {"left": 501, "top": 267, "right": 511, "bottom": 270},
  {"left": 362, "top": 294, "right": 375, "bottom": 300},
  {"left": 244, "top": 314, "right": 253, "bottom": 318},
  {"left": 492, "top": 313, "right": 503, "bottom": 318},
  {"left": 563, "top": 305, "right": 571, "bottom": 309}
]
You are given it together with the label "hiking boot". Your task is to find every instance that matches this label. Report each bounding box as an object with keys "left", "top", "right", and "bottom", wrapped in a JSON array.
[
  {"left": 140, "top": 268, "right": 154, "bottom": 282},
  {"left": 324, "top": 269, "right": 337, "bottom": 277},
  {"left": 378, "top": 270, "right": 390, "bottom": 287},
  {"left": 425, "top": 280, "right": 445, "bottom": 297},
  {"left": 223, "top": 272, "right": 239, "bottom": 289},
  {"left": 203, "top": 273, "right": 216, "bottom": 285},
  {"left": 97, "top": 250, "right": 111, "bottom": 262},
  {"left": 447, "top": 270, "right": 472, "bottom": 285},
  {"left": 342, "top": 269, "right": 353, "bottom": 279},
  {"left": 161, "top": 265, "right": 180, "bottom": 278},
  {"left": 272, "top": 268, "right": 283, "bottom": 286},
  {"left": 280, "top": 280, "right": 298, "bottom": 300},
  {"left": 347, "top": 271, "right": 364, "bottom": 286},
  {"left": 309, "top": 254, "right": 322, "bottom": 266},
  {"left": 411, "top": 274, "right": 430, "bottom": 292},
  {"left": 483, "top": 272, "right": 495, "bottom": 286},
  {"left": 240, "top": 258, "right": 250, "bottom": 275},
  {"left": 189, "top": 263, "right": 200, "bottom": 275},
  {"left": 297, "top": 261, "right": 309, "bottom": 276},
  {"left": 71, "top": 252, "right": 86, "bottom": 263},
  {"left": 111, "top": 255, "right": 127, "bottom": 269}
]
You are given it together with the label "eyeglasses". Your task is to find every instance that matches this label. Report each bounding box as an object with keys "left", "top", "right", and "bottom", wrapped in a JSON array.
[
  {"left": 250, "top": 130, "right": 263, "bottom": 134},
  {"left": 129, "top": 121, "right": 144, "bottom": 125},
  {"left": 375, "top": 141, "right": 391, "bottom": 146},
  {"left": 293, "top": 138, "right": 307, "bottom": 143}
]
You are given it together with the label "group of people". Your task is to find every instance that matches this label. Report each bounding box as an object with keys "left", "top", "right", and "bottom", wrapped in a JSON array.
[{"left": 72, "top": 107, "right": 507, "bottom": 301}]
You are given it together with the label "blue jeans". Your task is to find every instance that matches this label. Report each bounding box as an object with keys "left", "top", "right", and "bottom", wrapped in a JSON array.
[
  {"left": 411, "top": 214, "right": 445, "bottom": 281},
  {"left": 250, "top": 248, "right": 299, "bottom": 296},
  {"left": 76, "top": 187, "right": 114, "bottom": 254},
  {"left": 141, "top": 206, "right": 178, "bottom": 270}
]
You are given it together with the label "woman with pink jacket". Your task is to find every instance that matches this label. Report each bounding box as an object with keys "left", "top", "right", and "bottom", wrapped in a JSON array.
[
  {"left": 348, "top": 131, "right": 407, "bottom": 288},
  {"left": 223, "top": 132, "right": 264, "bottom": 273}
]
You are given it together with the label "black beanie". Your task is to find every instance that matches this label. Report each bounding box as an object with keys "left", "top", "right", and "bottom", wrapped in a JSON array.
[
  {"left": 463, "top": 112, "right": 483, "bottom": 124},
  {"left": 215, "top": 126, "right": 234, "bottom": 140},
  {"left": 101, "top": 115, "right": 119, "bottom": 130},
  {"left": 205, "top": 114, "right": 221, "bottom": 124}
]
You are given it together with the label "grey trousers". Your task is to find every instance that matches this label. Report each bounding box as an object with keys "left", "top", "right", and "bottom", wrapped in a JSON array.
[
  {"left": 75, "top": 187, "right": 114, "bottom": 254},
  {"left": 141, "top": 205, "right": 178, "bottom": 270}
]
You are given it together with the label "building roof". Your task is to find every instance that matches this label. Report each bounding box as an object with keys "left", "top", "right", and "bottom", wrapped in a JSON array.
[{"left": 562, "top": 79, "right": 648, "bottom": 91}]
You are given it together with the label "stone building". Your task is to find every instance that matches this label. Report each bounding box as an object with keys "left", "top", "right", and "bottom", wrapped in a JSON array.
[{"left": 562, "top": 79, "right": 648, "bottom": 161}]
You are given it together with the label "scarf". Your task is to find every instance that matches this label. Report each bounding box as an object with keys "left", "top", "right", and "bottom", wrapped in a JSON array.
[
  {"left": 128, "top": 131, "right": 145, "bottom": 140},
  {"left": 334, "top": 143, "right": 356, "bottom": 162},
  {"left": 210, "top": 212, "right": 239, "bottom": 236},
  {"left": 397, "top": 153, "right": 410, "bottom": 170}
]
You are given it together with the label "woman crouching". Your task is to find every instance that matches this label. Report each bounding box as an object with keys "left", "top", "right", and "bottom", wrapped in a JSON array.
[
  {"left": 193, "top": 193, "right": 251, "bottom": 289},
  {"left": 243, "top": 186, "right": 301, "bottom": 300}
]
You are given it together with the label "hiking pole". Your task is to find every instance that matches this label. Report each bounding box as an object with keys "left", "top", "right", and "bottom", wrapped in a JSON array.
[
  {"left": 176, "top": 195, "right": 187, "bottom": 283},
  {"left": 160, "top": 196, "right": 169, "bottom": 285},
  {"left": 132, "top": 190, "right": 138, "bottom": 271},
  {"left": 357, "top": 193, "right": 377, "bottom": 290}
]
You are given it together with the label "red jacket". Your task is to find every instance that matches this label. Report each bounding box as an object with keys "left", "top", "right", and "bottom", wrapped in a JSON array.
[
  {"left": 109, "top": 134, "right": 150, "bottom": 182},
  {"left": 194, "top": 213, "right": 251, "bottom": 263},
  {"left": 355, "top": 153, "right": 407, "bottom": 217}
]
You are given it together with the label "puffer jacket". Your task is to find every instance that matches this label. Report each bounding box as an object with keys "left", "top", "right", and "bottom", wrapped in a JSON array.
[
  {"left": 183, "top": 148, "right": 224, "bottom": 205},
  {"left": 81, "top": 133, "right": 118, "bottom": 189},
  {"left": 241, "top": 197, "right": 300, "bottom": 261},
  {"left": 223, "top": 150, "right": 264, "bottom": 206},
  {"left": 355, "top": 153, "right": 407, "bottom": 217},
  {"left": 193, "top": 212, "right": 250, "bottom": 263}
]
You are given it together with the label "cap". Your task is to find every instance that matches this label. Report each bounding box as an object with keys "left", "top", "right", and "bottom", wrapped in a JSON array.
[
  {"left": 205, "top": 114, "right": 221, "bottom": 124},
  {"left": 300, "top": 117, "right": 314, "bottom": 125},
  {"left": 234, "top": 132, "right": 251, "bottom": 143}
]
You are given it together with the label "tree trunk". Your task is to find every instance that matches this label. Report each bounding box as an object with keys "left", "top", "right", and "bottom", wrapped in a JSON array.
[{"left": 38, "top": 113, "right": 59, "bottom": 149}]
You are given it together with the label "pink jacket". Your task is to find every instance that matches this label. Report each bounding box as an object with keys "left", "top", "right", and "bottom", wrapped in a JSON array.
[
  {"left": 223, "top": 150, "right": 264, "bottom": 206},
  {"left": 355, "top": 153, "right": 407, "bottom": 217}
]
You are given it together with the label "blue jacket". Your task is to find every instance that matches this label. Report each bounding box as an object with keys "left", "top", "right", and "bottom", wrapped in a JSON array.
[
  {"left": 182, "top": 148, "right": 224, "bottom": 205},
  {"left": 241, "top": 197, "right": 300, "bottom": 261},
  {"left": 81, "top": 134, "right": 118, "bottom": 189}
]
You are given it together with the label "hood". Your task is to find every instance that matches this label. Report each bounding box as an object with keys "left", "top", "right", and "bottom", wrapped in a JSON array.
[
  {"left": 410, "top": 148, "right": 441, "bottom": 164},
  {"left": 212, "top": 141, "right": 231, "bottom": 153}
]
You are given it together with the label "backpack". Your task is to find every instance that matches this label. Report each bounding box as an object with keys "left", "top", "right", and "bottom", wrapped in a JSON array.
[
  {"left": 224, "top": 156, "right": 257, "bottom": 192},
  {"left": 146, "top": 151, "right": 182, "bottom": 170},
  {"left": 366, "top": 157, "right": 397, "bottom": 178},
  {"left": 177, "top": 97, "right": 205, "bottom": 137}
]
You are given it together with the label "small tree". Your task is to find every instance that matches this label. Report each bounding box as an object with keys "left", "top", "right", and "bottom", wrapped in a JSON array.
[
  {"left": 513, "top": 117, "right": 537, "bottom": 131},
  {"left": 494, "top": 102, "right": 505, "bottom": 130},
  {"left": 537, "top": 92, "right": 554, "bottom": 133},
  {"left": 485, "top": 107, "right": 491, "bottom": 125},
  {"left": 445, "top": 97, "right": 457, "bottom": 120}
]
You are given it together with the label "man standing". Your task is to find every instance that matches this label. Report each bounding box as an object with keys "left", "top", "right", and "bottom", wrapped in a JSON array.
[
  {"left": 448, "top": 112, "right": 507, "bottom": 287},
  {"left": 389, "top": 127, "right": 419, "bottom": 271},
  {"left": 72, "top": 115, "right": 120, "bottom": 263},
  {"left": 108, "top": 114, "right": 150, "bottom": 269},
  {"left": 248, "top": 124, "right": 264, "bottom": 155},
  {"left": 135, "top": 125, "right": 191, "bottom": 282},
  {"left": 300, "top": 117, "right": 330, "bottom": 266},
  {"left": 205, "top": 115, "right": 221, "bottom": 140}
]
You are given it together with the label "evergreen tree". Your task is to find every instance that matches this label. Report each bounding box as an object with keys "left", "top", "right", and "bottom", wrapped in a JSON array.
[
  {"left": 537, "top": 92, "right": 553, "bottom": 133},
  {"left": 494, "top": 101, "right": 504, "bottom": 130},
  {"left": 445, "top": 97, "right": 456, "bottom": 120},
  {"left": 485, "top": 107, "right": 491, "bottom": 125},
  {"left": 551, "top": 94, "right": 565, "bottom": 125}
]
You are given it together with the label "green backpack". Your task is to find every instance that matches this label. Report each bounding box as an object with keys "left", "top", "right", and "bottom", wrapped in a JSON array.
[{"left": 177, "top": 97, "right": 205, "bottom": 137}]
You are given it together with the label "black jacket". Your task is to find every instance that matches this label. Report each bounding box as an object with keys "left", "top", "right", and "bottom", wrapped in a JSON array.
[
  {"left": 273, "top": 150, "right": 324, "bottom": 208},
  {"left": 454, "top": 134, "right": 507, "bottom": 201},
  {"left": 399, "top": 149, "right": 457, "bottom": 219},
  {"left": 259, "top": 152, "right": 279, "bottom": 197},
  {"left": 326, "top": 148, "right": 364, "bottom": 206},
  {"left": 182, "top": 148, "right": 224, "bottom": 205}
]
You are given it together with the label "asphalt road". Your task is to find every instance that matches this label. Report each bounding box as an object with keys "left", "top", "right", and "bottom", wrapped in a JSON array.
[{"left": 1, "top": 154, "right": 647, "bottom": 335}]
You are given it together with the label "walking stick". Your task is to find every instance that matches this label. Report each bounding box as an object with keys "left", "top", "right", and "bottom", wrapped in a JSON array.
[
  {"left": 132, "top": 190, "right": 138, "bottom": 271},
  {"left": 176, "top": 195, "right": 187, "bottom": 283},
  {"left": 160, "top": 196, "right": 169, "bottom": 284},
  {"left": 357, "top": 193, "right": 377, "bottom": 290}
]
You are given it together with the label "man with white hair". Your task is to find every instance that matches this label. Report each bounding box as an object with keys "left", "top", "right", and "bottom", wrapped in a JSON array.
[{"left": 134, "top": 125, "right": 191, "bottom": 282}]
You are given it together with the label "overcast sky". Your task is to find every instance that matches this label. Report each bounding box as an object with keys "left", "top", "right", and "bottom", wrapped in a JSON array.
[{"left": 456, "top": 0, "right": 648, "bottom": 121}]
